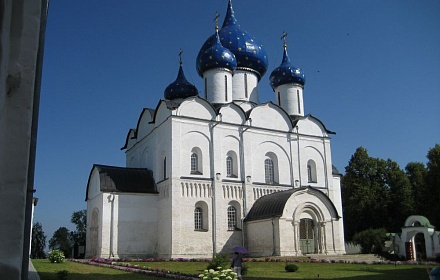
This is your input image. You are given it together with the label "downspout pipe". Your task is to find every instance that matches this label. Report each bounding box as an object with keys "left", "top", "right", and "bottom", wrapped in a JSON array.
[
  {"left": 108, "top": 194, "right": 115, "bottom": 258},
  {"left": 22, "top": 1, "right": 49, "bottom": 278},
  {"left": 210, "top": 121, "right": 220, "bottom": 255},
  {"left": 272, "top": 217, "right": 276, "bottom": 256}
]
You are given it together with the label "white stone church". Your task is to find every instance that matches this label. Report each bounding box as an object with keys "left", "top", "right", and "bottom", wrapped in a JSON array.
[{"left": 85, "top": 0, "right": 346, "bottom": 258}]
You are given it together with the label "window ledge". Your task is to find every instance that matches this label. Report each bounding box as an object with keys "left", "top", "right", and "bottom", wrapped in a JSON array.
[{"left": 194, "top": 229, "right": 209, "bottom": 232}]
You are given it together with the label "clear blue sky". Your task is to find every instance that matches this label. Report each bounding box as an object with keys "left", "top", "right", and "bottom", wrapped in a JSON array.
[{"left": 35, "top": 0, "right": 440, "bottom": 243}]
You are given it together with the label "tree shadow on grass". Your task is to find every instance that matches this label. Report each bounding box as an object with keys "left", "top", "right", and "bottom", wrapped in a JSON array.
[
  {"left": 36, "top": 272, "right": 166, "bottom": 280},
  {"left": 244, "top": 267, "right": 431, "bottom": 280}
]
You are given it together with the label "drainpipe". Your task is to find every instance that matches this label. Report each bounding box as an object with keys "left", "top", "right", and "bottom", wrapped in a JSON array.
[
  {"left": 22, "top": 1, "right": 49, "bottom": 279},
  {"left": 210, "top": 120, "right": 220, "bottom": 255},
  {"left": 272, "top": 217, "right": 276, "bottom": 256},
  {"left": 322, "top": 136, "right": 329, "bottom": 190},
  {"left": 296, "top": 126, "right": 302, "bottom": 187},
  {"left": 108, "top": 194, "right": 115, "bottom": 257}
]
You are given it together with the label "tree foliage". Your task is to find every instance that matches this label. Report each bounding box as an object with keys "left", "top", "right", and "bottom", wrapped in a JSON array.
[
  {"left": 342, "top": 147, "right": 390, "bottom": 239},
  {"left": 49, "top": 227, "right": 71, "bottom": 258},
  {"left": 342, "top": 144, "right": 440, "bottom": 241},
  {"left": 385, "top": 159, "right": 414, "bottom": 231},
  {"left": 352, "top": 228, "right": 387, "bottom": 254},
  {"left": 405, "top": 162, "right": 428, "bottom": 215},
  {"left": 70, "top": 209, "right": 87, "bottom": 246},
  {"left": 31, "top": 222, "right": 46, "bottom": 259},
  {"left": 426, "top": 144, "right": 440, "bottom": 227},
  {"left": 342, "top": 147, "right": 415, "bottom": 240}
]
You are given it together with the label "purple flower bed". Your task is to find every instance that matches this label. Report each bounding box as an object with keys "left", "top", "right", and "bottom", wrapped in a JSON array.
[
  {"left": 70, "top": 256, "right": 439, "bottom": 279},
  {"left": 71, "top": 259, "right": 198, "bottom": 279}
]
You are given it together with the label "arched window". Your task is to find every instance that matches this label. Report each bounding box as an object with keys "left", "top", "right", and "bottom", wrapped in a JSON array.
[
  {"left": 307, "top": 160, "right": 317, "bottom": 183},
  {"left": 190, "top": 147, "right": 203, "bottom": 175},
  {"left": 191, "top": 153, "right": 198, "bottom": 174},
  {"left": 194, "top": 207, "right": 203, "bottom": 230},
  {"left": 265, "top": 158, "right": 274, "bottom": 184},
  {"left": 227, "top": 206, "right": 237, "bottom": 230},
  {"left": 225, "top": 151, "right": 238, "bottom": 178},
  {"left": 226, "top": 156, "right": 233, "bottom": 177}
]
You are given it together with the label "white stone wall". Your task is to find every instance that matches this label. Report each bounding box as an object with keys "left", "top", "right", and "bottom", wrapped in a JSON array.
[
  {"left": 113, "top": 194, "right": 158, "bottom": 257},
  {"left": 114, "top": 90, "right": 345, "bottom": 258},
  {"left": 246, "top": 219, "right": 277, "bottom": 256},
  {"left": 0, "top": 0, "right": 46, "bottom": 278}
]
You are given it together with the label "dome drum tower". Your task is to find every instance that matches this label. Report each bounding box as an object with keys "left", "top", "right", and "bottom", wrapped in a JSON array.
[
  {"left": 232, "top": 70, "right": 259, "bottom": 103},
  {"left": 269, "top": 33, "right": 306, "bottom": 117}
]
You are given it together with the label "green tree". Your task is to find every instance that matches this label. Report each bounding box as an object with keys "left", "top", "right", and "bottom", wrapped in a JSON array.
[
  {"left": 70, "top": 209, "right": 87, "bottom": 246},
  {"left": 352, "top": 228, "right": 387, "bottom": 254},
  {"left": 342, "top": 147, "right": 390, "bottom": 240},
  {"left": 405, "top": 162, "right": 428, "bottom": 215},
  {"left": 386, "top": 159, "right": 414, "bottom": 231},
  {"left": 31, "top": 222, "right": 46, "bottom": 259},
  {"left": 49, "top": 227, "right": 71, "bottom": 258},
  {"left": 426, "top": 144, "right": 440, "bottom": 227}
]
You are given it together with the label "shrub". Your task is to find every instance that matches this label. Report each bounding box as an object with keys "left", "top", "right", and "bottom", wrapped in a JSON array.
[
  {"left": 207, "top": 253, "right": 229, "bottom": 270},
  {"left": 48, "top": 249, "right": 65, "bottom": 263},
  {"left": 56, "top": 270, "right": 69, "bottom": 280},
  {"left": 285, "top": 262, "right": 299, "bottom": 272},
  {"left": 199, "top": 267, "right": 238, "bottom": 280},
  {"left": 241, "top": 262, "right": 249, "bottom": 275},
  {"left": 352, "top": 228, "right": 387, "bottom": 254}
]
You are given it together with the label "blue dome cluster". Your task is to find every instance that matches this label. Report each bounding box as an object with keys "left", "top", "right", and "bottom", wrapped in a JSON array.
[
  {"left": 164, "top": 64, "right": 198, "bottom": 100},
  {"left": 196, "top": 0, "right": 268, "bottom": 79},
  {"left": 196, "top": 31, "right": 237, "bottom": 76},
  {"left": 269, "top": 46, "right": 306, "bottom": 90}
]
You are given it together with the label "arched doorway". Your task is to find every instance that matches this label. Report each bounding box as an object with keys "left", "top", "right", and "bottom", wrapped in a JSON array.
[
  {"left": 414, "top": 233, "right": 426, "bottom": 260},
  {"left": 299, "top": 218, "right": 316, "bottom": 254}
]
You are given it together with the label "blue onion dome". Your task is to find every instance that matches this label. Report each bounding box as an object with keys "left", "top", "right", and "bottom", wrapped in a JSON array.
[
  {"left": 269, "top": 35, "right": 306, "bottom": 90},
  {"left": 197, "top": 0, "right": 268, "bottom": 80},
  {"left": 196, "top": 29, "right": 237, "bottom": 77},
  {"left": 164, "top": 51, "right": 198, "bottom": 100}
]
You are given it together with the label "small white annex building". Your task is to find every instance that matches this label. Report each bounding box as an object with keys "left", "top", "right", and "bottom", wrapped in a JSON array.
[
  {"left": 389, "top": 215, "right": 440, "bottom": 261},
  {"left": 85, "top": 0, "right": 346, "bottom": 258}
]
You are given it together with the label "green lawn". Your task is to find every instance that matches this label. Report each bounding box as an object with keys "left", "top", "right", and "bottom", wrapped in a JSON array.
[
  {"left": 32, "top": 259, "right": 163, "bottom": 280},
  {"left": 32, "top": 259, "right": 434, "bottom": 280}
]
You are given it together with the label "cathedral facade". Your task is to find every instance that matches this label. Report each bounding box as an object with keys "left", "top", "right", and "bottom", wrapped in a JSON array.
[{"left": 85, "top": 0, "right": 346, "bottom": 258}]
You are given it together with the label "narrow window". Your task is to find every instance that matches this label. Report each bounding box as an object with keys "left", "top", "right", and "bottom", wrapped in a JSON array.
[
  {"left": 226, "top": 156, "right": 233, "bottom": 177},
  {"left": 265, "top": 159, "right": 274, "bottom": 184},
  {"left": 307, "top": 165, "right": 312, "bottom": 183},
  {"left": 194, "top": 207, "right": 202, "bottom": 230},
  {"left": 307, "top": 160, "right": 317, "bottom": 183},
  {"left": 278, "top": 92, "right": 281, "bottom": 106},
  {"left": 205, "top": 78, "right": 208, "bottom": 99},
  {"left": 225, "top": 75, "right": 228, "bottom": 101},
  {"left": 297, "top": 90, "right": 301, "bottom": 114},
  {"left": 227, "top": 206, "right": 237, "bottom": 230},
  {"left": 163, "top": 157, "right": 167, "bottom": 180},
  {"left": 191, "top": 153, "right": 198, "bottom": 174},
  {"left": 244, "top": 73, "right": 248, "bottom": 98}
]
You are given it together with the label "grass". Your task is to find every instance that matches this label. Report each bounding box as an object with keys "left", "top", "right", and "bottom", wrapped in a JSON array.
[
  {"left": 32, "top": 259, "right": 435, "bottom": 280},
  {"left": 32, "top": 259, "right": 163, "bottom": 280}
]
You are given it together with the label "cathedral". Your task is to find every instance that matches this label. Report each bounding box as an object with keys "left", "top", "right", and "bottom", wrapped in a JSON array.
[{"left": 85, "top": 0, "right": 346, "bottom": 258}]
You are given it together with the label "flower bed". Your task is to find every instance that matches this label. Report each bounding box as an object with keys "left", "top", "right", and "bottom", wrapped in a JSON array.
[
  {"left": 71, "top": 256, "right": 439, "bottom": 279},
  {"left": 71, "top": 259, "right": 199, "bottom": 279}
]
